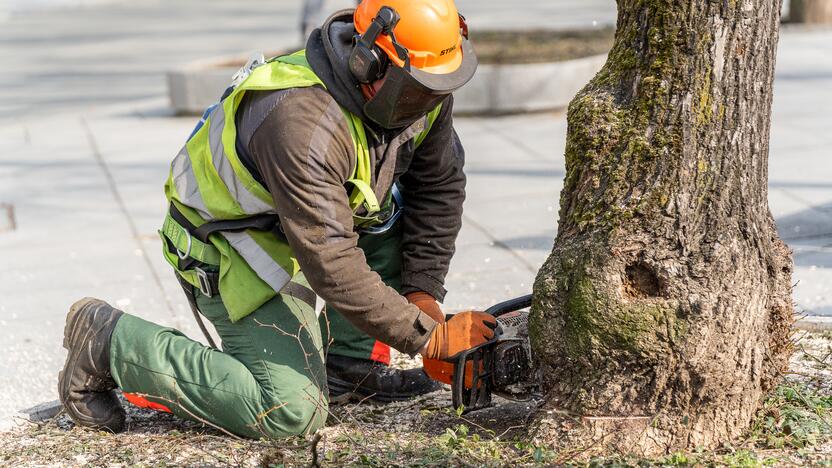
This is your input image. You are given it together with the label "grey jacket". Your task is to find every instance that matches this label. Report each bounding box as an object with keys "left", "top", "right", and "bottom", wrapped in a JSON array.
[{"left": 232, "top": 12, "right": 466, "bottom": 355}]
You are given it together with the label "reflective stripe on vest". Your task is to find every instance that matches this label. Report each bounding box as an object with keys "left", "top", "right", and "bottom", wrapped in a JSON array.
[{"left": 162, "top": 50, "right": 442, "bottom": 322}]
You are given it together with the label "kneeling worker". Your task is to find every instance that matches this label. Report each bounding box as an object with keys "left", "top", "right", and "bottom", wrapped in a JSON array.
[{"left": 57, "top": 0, "right": 496, "bottom": 439}]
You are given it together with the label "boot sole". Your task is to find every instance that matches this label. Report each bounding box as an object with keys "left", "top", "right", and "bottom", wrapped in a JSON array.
[{"left": 327, "top": 376, "right": 441, "bottom": 404}]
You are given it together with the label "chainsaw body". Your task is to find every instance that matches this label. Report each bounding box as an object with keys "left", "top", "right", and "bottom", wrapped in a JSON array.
[{"left": 449, "top": 294, "right": 540, "bottom": 412}]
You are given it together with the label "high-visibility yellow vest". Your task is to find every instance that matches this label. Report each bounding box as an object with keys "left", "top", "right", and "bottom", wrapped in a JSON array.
[{"left": 159, "top": 50, "right": 441, "bottom": 321}]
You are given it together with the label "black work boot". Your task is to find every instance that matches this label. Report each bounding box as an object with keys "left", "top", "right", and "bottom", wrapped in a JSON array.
[
  {"left": 58, "top": 297, "right": 126, "bottom": 432},
  {"left": 326, "top": 354, "right": 441, "bottom": 403}
]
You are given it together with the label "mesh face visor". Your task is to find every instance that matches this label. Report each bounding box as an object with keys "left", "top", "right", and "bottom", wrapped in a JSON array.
[{"left": 363, "top": 38, "right": 477, "bottom": 129}]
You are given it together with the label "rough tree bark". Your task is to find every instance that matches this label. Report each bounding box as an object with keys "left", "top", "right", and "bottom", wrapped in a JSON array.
[{"left": 529, "top": 0, "right": 794, "bottom": 456}]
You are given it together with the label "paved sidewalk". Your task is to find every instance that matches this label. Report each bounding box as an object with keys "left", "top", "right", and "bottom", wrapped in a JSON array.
[
  {"left": 0, "top": 0, "right": 830, "bottom": 428},
  {"left": 0, "top": 0, "right": 615, "bottom": 123},
  {"left": 767, "top": 26, "right": 832, "bottom": 320}
]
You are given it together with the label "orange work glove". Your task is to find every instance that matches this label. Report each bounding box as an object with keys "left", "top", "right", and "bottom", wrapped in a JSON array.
[
  {"left": 405, "top": 291, "right": 445, "bottom": 324},
  {"left": 422, "top": 311, "right": 497, "bottom": 385},
  {"left": 423, "top": 311, "right": 497, "bottom": 361}
]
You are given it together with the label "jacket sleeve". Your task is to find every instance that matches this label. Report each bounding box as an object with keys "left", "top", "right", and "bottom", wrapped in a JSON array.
[
  {"left": 245, "top": 87, "right": 436, "bottom": 355},
  {"left": 398, "top": 96, "right": 466, "bottom": 302}
]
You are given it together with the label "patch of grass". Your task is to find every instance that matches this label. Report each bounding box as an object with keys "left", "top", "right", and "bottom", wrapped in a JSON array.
[
  {"left": 748, "top": 384, "right": 832, "bottom": 449},
  {"left": 580, "top": 449, "right": 782, "bottom": 467},
  {"left": 318, "top": 423, "right": 557, "bottom": 467}
]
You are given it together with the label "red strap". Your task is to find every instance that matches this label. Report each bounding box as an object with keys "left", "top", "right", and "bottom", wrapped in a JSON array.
[
  {"left": 370, "top": 340, "right": 391, "bottom": 365},
  {"left": 122, "top": 392, "right": 172, "bottom": 413}
]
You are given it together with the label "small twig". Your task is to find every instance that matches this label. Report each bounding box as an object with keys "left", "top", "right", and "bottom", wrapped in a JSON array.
[
  {"left": 783, "top": 371, "right": 819, "bottom": 378},
  {"left": 799, "top": 344, "right": 832, "bottom": 369},
  {"left": 130, "top": 392, "right": 242, "bottom": 440},
  {"left": 454, "top": 412, "right": 496, "bottom": 437},
  {"left": 308, "top": 432, "right": 323, "bottom": 468},
  {"left": 792, "top": 329, "right": 811, "bottom": 345},
  {"left": 495, "top": 424, "right": 526, "bottom": 439}
]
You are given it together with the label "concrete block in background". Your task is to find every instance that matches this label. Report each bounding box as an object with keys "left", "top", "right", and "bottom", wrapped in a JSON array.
[
  {"left": 167, "top": 53, "right": 608, "bottom": 116},
  {"left": 453, "top": 54, "right": 607, "bottom": 115},
  {"left": 166, "top": 58, "right": 237, "bottom": 116}
]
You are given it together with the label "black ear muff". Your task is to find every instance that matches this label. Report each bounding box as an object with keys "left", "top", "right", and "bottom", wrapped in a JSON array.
[
  {"left": 349, "top": 34, "right": 388, "bottom": 83},
  {"left": 349, "top": 6, "right": 402, "bottom": 84}
]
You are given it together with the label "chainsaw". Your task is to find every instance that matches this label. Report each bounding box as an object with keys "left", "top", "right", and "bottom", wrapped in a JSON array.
[{"left": 426, "top": 294, "right": 541, "bottom": 413}]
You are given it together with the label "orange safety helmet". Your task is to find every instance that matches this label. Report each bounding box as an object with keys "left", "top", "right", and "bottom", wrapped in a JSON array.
[
  {"left": 354, "top": 0, "right": 467, "bottom": 75},
  {"left": 349, "top": 0, "right": 477, "bottom": 128}
]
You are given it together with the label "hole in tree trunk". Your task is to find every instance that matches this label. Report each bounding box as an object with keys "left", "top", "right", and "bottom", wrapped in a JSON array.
[{"left": 624, "top": 262, "right": 661, "bottom": 298}]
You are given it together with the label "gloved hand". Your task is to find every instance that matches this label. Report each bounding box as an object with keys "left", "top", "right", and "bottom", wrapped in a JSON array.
[
  {"left": 405, "top": 291, "right": 445, "bottom": 324},
  {"left": 422, "top": 311, "right": 497, "bottom": 361}
]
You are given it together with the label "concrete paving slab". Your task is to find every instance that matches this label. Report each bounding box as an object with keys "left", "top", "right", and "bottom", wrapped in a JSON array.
[
  {"left": 475, "top": 114, "right": 568, "bottom": 164},
  {"left": 463, "top": 192, "right": 559, "bottom": 260},
  {"left": 794, "top": 264, "right": 832, "bottom": 316},
  {"left": 81, "top": 116, "right": 193, "bottom": 235},
  {"left": 445, "top": 262, "right": 537, "bottom": 312},
  {"left": 18, "top": 400, "right": 62, "bottom": 423},
  {"left": 770, "top": 152, "right": 832, "bottom": 186},
  {"left": 770, "top": 189, "right": 832, "bottom": 240},
  {"left": 0, "top": 113, "right": 195, "bottom": 422},
  {"left": 0, "top": 0, "right": 301, "bottom": 124}
]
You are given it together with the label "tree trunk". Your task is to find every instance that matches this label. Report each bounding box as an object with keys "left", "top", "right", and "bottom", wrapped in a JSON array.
[
  {"left": 790, "top": 0, "right": 832, "bottom": 23},
  {"left": 529, "top": 0, "right": 793, "bottom": 456}
]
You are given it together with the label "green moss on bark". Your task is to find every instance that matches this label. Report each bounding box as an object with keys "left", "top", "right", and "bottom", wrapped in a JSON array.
[
  {"left": 561, "top": 266, "right": 683, "bottom": 361},
  {"left": 556, "top": 0, "right": 687, "bottom": 236}
]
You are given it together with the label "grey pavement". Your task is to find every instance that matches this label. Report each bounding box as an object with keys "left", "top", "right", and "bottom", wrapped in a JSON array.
[
  {"left": 0, "top": 0, "right": 829, "bottom": 428},
  {"left": 0, "top": 0, "right": 616, "bottom": 124}
]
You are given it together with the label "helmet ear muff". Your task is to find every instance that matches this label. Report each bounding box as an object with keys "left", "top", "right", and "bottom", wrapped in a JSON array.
[
  {"left": 349, "top": 6, "right": 401, "bottom": 84},
  {"left": 349, "top": 35, "right": 388, "bottom": 83}
]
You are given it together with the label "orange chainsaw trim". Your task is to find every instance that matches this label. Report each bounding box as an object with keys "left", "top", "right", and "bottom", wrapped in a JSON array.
[
  {"left": 424, "top": 358, "right": 481, "bottom": 388},
  {"left": 122, "top": 392, "right": 172, "bottom": 413}
]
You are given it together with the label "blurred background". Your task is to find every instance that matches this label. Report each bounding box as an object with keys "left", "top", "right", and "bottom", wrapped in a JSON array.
[{"left": 0, "top": 0, "right": 830, "bottom": 427}]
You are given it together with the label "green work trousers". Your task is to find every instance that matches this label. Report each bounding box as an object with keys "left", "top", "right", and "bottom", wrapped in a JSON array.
[
  {"left": 321, "top": 221, "right": 403, "bottom": 365},
  {"left": 108, "top": 222, "right": 402, "bottom": 438}
]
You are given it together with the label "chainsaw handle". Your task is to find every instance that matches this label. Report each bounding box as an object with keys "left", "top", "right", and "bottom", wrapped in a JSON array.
[
  {"left": 484, "top": 294, "right": 533, "bottom": 318},
  {"left": 443, "top": 293, "right": 533, "bottom": 324},
  {"left": 444, "top": 293, "right": 534, "bottom": 362}
]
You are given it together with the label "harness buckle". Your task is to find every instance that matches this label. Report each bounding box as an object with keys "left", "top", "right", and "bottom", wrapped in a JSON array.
[
  {"left": 176, "top": 225, "right": 193, "bottom": 260},
  {"left": 194, "top": 267, "right": 213, "bottom": 297},
  {"left": 231, "top": 53, "right": 266, "bottom": 88},
  {"left": 359, "top": 184, "right": 404, "bottom": 235}
]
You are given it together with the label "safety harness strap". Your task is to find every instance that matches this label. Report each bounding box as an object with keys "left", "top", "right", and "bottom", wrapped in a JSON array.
[
  {"left": 167, "top": 203, "right": 316, "bottom": 309},
  {"left": 161, "top": 215, "right": 221, "bottom": 266},
  {"left": 169, "top": 203, "right": 283, "bottom": 245},
  {"left": 176, "top": 273, "right": 219, "bottom": 349}
]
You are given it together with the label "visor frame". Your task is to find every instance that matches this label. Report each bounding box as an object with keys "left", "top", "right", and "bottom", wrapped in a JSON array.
[
  {"left": 362, "top": 36, "right": 478, "bottom": 129},
  {"left": 407, "top": 37, "right": 478, "bottom": 94}
]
